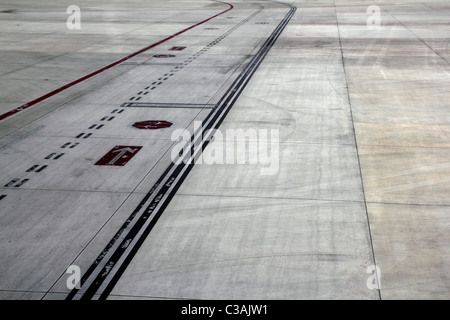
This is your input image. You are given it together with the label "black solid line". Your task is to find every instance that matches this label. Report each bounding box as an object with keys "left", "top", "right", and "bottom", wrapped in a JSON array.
[
  {"left": 97, "top": 4, "right": 295, "bottom": 299},
  {"left": 69, "top": 3, "right": 295, "bottom": 300},
  {"left": 0, "top": 195, "right": 6, "bottom": 201},
  {"left": 66, "top": 156, "right": 183, "bottom": 300},
  {"left": 101, "top": 5, "right": 295, "bottom": 299}
]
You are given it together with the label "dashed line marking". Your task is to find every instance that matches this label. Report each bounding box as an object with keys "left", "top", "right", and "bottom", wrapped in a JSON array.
[
  {"left": 62, "top": 142, "right": 79, "bottom": 149},
  {"left": 169, "top": 46, "right": 186, "bottom": 51},
  {"left": 4, "top": 178, "right": 29, "bottom": 188},
  {"left": 5, "top": 179, "right": 19, "bottom": 187},
  {"left": 15, "top": 179, "right": 29, "bottom": 187},
  {"left": 26, "top": 165, "right": 39, "bottom": 172},
  {"left": 76, "top": 132, "right": 92, "bottom": 138},
  {"left": 26, "top": 165, "right": 48, "bottom": 173},
  {"left": 0, "top": 195, "right": 6, "bottom": 201},
  {"left": 35, "top": 165, "right": 48, "bottom": 173}
]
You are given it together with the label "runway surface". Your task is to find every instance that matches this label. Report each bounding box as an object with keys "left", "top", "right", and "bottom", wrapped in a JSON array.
[{"left": 0, "top": 0, "right": 449, "bottom": 300}]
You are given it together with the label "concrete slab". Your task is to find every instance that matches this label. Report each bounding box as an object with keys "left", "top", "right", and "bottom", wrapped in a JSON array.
[
  {"left": 368, "top": 202, "right": 450, "bottom": 299},
  {"left": 0, "top": 189, "right": 129, "bottom": 292},
  {"left": 110, "top": 195, "right": 376, "bottom": 300}
]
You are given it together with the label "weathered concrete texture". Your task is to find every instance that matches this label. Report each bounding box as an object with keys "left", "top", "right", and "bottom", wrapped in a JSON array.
[
  {"left": 0, "top": 0, "right": 449, "bottom": 300},
  {"left": 335, "top": 0, "right": 450, "bottom": 299}
]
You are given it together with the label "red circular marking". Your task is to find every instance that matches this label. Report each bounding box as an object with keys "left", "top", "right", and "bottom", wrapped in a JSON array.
[{"left": 133, "top": 120, "right": 173, "bottom": 130}]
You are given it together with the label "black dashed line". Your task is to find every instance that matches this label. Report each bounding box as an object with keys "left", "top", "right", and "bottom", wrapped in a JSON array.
[
  {"left": 26, "top": 165, "right": 39, "bottom": 172},
  {"left": 69, "top": 143, "right": 79, "bottom": 149},
  {"left": 97, "top": 125, "right": 104, "bottom": 129},
  {"left": 108, "top": 117, "right": 115, "bottom": 121},
  {"left": 4, "top": 179, "right": 19, "bottom": 187},
  {"left": 112, "top": 109, "right": 118, "bottom": 114},
  {"left": 36, "top": 165, "right": 48, "bottom": 173},
  {"left": 61, "top": 142, "right": 71, "bottom": 148},
  {"left": 76, "top": 133, "right": 84, "bottom": 138},
  {"left": 84, "top": 133, "right": 92, "bottom": 139},
  {"left": 118, "top": 109, "right": 124, "bottom": 113},
  {"left": 15, "top": 179, "right": 29, "bottom": 188},
  {"left": 54, "top": 153, "right": 64, "bottom": 160},
  {"left": 0, "top": 195, "right": 6, "bottom": 201},
  {"left": 89, "top": 124, "right": 97, "bottom": 129},
  {"left": 45, "top": 153, "right": 56, "bottom": 159}
]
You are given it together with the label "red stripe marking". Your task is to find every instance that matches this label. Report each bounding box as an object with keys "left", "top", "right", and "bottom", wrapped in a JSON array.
[{"left": 0, "top": 1, "right": 233, "bottom": 122}]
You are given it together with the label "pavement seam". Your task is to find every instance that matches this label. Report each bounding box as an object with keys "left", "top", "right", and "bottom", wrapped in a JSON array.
[{"left": 332, "top": 0, "right": 382, "bottom": 300}]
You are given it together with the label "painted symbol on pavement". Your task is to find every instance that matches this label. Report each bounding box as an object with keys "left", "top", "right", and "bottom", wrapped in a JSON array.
[
  {"left": 132, "top": 120, "right": 173, "bottom": 130},
  {"left": 95, "top": 145, "right": 143, "bottom": 166},
  {"left": 153, "top": 54, "right": 175, "bottom": 58}
]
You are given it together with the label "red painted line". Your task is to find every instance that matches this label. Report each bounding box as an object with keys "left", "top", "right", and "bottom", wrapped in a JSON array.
[{"left": 0, "top": 1, "right": 233, "bottom": 122}]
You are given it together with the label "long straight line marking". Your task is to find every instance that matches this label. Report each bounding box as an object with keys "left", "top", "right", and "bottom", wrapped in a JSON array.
[
  {"left": 0, "top": 1, "right": 233, "bottom": 122},
  {"left": 67, "top": 2, "right": 296, "bottom": 301}
]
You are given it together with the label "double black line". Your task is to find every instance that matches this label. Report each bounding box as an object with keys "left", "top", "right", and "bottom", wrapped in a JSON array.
[{"left": 67, "top": 2, "right": 296, "bottom": 300}]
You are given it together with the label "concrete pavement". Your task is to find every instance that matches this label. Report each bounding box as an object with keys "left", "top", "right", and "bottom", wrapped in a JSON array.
[{"left": 0, "top": 0, "right": 449, "bottom": 300}]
